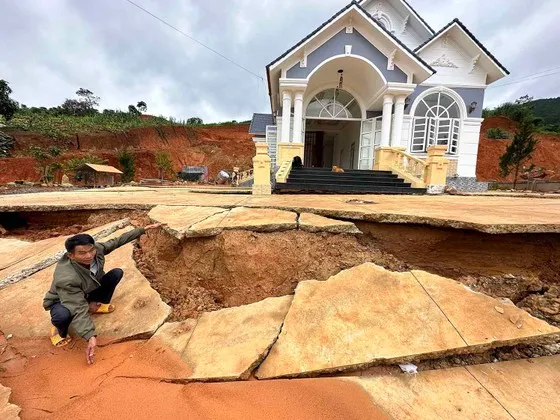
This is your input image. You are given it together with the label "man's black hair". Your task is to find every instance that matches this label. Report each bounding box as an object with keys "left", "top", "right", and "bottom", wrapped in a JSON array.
[{"left": 65, "top": 234, "right": 95, "bottom": 253}]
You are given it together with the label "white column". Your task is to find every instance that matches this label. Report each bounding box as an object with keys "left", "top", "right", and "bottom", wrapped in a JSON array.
[
  {"left": 380, "top": 94, "right": 394, "bottom": 147},
  {"left": 292, "top": 91, "right": 304, "bottom": 144},
  {"left": 281, "top": 91, "right": 292, "bottom": 143},
  {"left": 390, "top": 95, "right": 407, "bottom": 147}
]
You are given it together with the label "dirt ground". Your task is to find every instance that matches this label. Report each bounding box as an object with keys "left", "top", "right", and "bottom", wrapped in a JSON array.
[
  {"left": 134, "top": 221, "right": 560, "bottom": 326},
  {"left": 135, "top": 229, "right": 405, "bottom": 321},
  {"left": 0, "top": 209, "right": 150, "bottom": 241},
  {"left": 356, "top": 222, "right": 560, "bottom": 326},
  {"left": 0, "top": 123, "right": 255, "bottom": 184},
  {"left": 0, "top": 333, "right": 387, "bottom": 420},
  {"left": 477, "top": 116, "right": 560, "bottom": 182}
]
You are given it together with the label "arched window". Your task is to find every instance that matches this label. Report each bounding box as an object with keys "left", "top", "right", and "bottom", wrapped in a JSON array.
[
  {"left": 306, "top": 88, "right": 361, "bottom": 120},
  {"left": 411, "top": 91, "right": 462, "bottom": 155}
]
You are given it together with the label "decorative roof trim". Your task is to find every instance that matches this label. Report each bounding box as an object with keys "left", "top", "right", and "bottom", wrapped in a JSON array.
[
  {"left": 266, "top": 1, "right": 434, "bottom": 78},
  {"left": 358, "top": 0, "right": 435, "bottom": 35},
  {"left": 414, "top": 18, "right": 510, "bottom": 75}
]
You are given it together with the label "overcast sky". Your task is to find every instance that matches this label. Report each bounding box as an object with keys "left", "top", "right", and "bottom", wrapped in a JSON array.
[{"left": 1, "top": 0, "right": 559, "bottom": 122}]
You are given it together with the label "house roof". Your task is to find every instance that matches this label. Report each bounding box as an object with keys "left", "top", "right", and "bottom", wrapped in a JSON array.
[
  {"left": 266, "top": 1, "right": 435, "bottom": 103},
  {"left": 249, "top": 113, "right": 274, "bottom": 135},
  {"left": 415, "top": 18, "right": 510, "bottom": 76},
  {"left": 77, "top": 163, "right": 123, "bottom": 174},
  {"left": 267, "top": 1, "right": 434, "bottom": 72}
]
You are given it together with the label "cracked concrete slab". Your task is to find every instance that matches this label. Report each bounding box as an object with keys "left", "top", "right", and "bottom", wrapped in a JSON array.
[
  {"left": 127, "top": 297, "right": 293, "bottom": 382},
  {"left": 148, "top": 205, "right": 228, "bottom": 239},
  {"left": 183, "top": 295, "right": 293, "bottom": 381},
  {"left": 298, "top": 212, "right": 362, "bottom": 234},
  {"left": 2, "top": 191, "right": 560, "bottom": 233},
  {"left": 412, "top": 271, "right": 560, "bottom": 346},
  {"left": 0, "top": 384, "right": 20, "bottom": 420},
  {"left": 0, "top": 228, "right": 170, "bottom": 342},
  {"left": 149, "top": 205, "right": 299, "bottom": 238},
  {"left": 467, "top": 356, "right": 560, "bottom": 420},
  {"left": 256, "top": 263, "right": 559, "bottom": 379},
  {"left": 345, "top": 367, "right": 513, "bottom": 420},
  {"left": 0, "top": 219, "right": 130, "bottom": 288},
  {"left": 257, "top": 264, "right": 467, "bottom": 379}
]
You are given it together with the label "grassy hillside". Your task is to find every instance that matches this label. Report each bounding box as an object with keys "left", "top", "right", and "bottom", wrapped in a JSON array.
[{"left": 530, "top": 97, "right": 560, "bottom": 126}]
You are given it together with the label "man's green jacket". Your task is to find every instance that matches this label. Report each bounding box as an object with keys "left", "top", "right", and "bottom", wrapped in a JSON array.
[{"left": 43, "top": 227, "right": 145, "bottom": 340}]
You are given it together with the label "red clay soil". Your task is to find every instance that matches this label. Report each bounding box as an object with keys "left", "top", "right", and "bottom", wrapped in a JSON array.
[
  {"left": 0, "top": 124, "right": 255, "bottom": 184},
  {"left": 0, "top": 334, "right": 388, "bottom": 420},
  {"left": 477, "top": 116, "right": 560, "bottom": 182}
]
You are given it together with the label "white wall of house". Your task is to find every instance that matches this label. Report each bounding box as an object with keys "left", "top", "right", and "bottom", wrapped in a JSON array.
[
  {"left": 418, "top": 36, "right": 488, "bottom": 87},
  {"left": 361, "top": 0, "right": 428, "bottom": 49}
]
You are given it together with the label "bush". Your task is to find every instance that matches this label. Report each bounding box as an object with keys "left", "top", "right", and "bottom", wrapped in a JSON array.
[
  {"left": 487, "top": 128, "right": 510, "bottom": 139},
  {"left": 117, "top": 149, "right": 135, "bottom": 183},
  {"left": 0, "top": 131, "right": 15, "bottom": 157}
]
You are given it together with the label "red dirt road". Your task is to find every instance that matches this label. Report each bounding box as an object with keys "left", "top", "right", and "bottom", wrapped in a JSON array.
[{"left": 0, "top": 335, "right": 388, "bottom": 420}]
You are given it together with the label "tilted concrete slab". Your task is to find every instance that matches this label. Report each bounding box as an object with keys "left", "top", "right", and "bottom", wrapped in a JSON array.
[
  {"left": 0, "top": 384, "right": 20, "bottom": 420},
  {"left": 298, "top": 212, "right": 362, "bottom": 234},
  {"left": 179, "top": 296, "right": 293, "bottom": 381},
  {"left": 0, "top": 238, "right": 31, "bottom": 266},
  {"left": 149, "top": 205, "right": 299, "bottom": 238},
  {"left": 0, "top": 219, "right": 130, "bottom": 288},
  {"left": 0, "top": 228, "right": 170, "bottom": 342},
  {"left": 2, "top": 190, "right": 560, "bottom": 233},
  {"left": 467, "top": 356, "right": 560, "bottom": 420},
  {"left": 257, "top": 263, "right": 559, "bottom": 379},
  {"left": 256, "top": 264, "right": 468, "bottom": 379},
  {"left": 346, "top": 368, "right": 513, "bottom": 420},
  {"left": 148, "top": 205, "right": 228, "bottom": 239},
  {"left": 413, "top": 271, "right": 560, "bottom": 346},
  {"left": 120, "top": 297, "right": 293, "bottom": 382}
]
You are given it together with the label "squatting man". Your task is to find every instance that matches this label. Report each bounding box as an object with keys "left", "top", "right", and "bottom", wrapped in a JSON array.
[{"left": 43, "top": 223, "right": 163, "bottom": 364}]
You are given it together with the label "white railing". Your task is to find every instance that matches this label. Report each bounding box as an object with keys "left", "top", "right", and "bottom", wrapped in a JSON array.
[
  {"left": 391, "top": 149, "right": 427, "bottom": 187},
  {"left": 233, "top": 169, "right": 254, "bottom": 186},
  {"left": 275, "top": 160, "right": 292, "bottom": 183}
]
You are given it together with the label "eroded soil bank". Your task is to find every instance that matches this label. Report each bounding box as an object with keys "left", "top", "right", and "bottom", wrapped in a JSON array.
[
  {"left": 135, "top": 222, "right": 560, "bottom": 326},
  {"left": 0, "top": 209, "right": 149, "bottom": 241}
]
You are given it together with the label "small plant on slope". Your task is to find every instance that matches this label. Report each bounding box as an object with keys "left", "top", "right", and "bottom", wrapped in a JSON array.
[
  {"left": 499, "top": 115, "right": 539, "bottom": 189},
  {"left": 155, "top": 151, "right": 174, "bottom": 182},
  {"left": 117, "top": 148, "right": 135, "bottom": 183}
]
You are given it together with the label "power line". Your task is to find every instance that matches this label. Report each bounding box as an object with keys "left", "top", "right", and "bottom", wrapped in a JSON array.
[
  {"left": 489, "top": 66, "right": 560, "bottom": 89},
  {"left": 122, "top": 0, "right": 264, "bottom": 81}
]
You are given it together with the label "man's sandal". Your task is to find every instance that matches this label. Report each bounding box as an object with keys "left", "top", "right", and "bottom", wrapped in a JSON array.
[
  {"left": 50, "top": 326, "right": 71, "bottom": 348},
  {"left": 93, "top": 303, "right": 115, "bottom": 314}
]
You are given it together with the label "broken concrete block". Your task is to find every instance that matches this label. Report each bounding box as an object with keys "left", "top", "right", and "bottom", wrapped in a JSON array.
[
  {"left": 0, "top": 384, "right": 20, "bottom": 420},
  {"left": 148, "top": 205, "right": 228, "bottom": 239},
  {"left": 182, "top": 295, "right": 293, "bottom": 381},
  {"left": 345, "top": 367, "right": 513, "bottom": 420},
  {"left": 256, "top": 264, "right": 467, "bottom": 379},
  {"left": 298, "top": 213, "right": 362, "bottom": 234},
  {"left": 467, "top": 356, "right": 560, "bottom": 420},
  {"left": 412, "top": 270, "right": 560, "bottom": 346}
]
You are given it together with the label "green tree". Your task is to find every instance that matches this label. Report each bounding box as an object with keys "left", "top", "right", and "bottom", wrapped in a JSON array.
[
  {"left": 28, "top": 145, "right": 64, "bottom": 183},
  {"left": 186, "top": 117, "right": 203, "bottom": 125},
  {"left": 155, "top": 151, "right": 174, "bottom": 182},
  {"left": 0, "top": 80, "right": 19, "bottom": 121},
  {"left": 117, "top": 149, "right": 135, "bottom": 183},
  {"left": 61, "top": 88, "right": 100, "bottom": 116},
  {"left": 137, "top": 101, "right": 147, "bottom": 113},
  {"left": 500, "top": 116, "right": 539, "bottom": 189},
  {"left": 128, "top": 104, "right": 141, "bottom": 116}
]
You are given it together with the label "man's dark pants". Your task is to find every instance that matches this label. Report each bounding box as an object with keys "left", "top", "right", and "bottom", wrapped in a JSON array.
[{"left": 50, "top": 268, "right": 123, "bottom": 338}]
